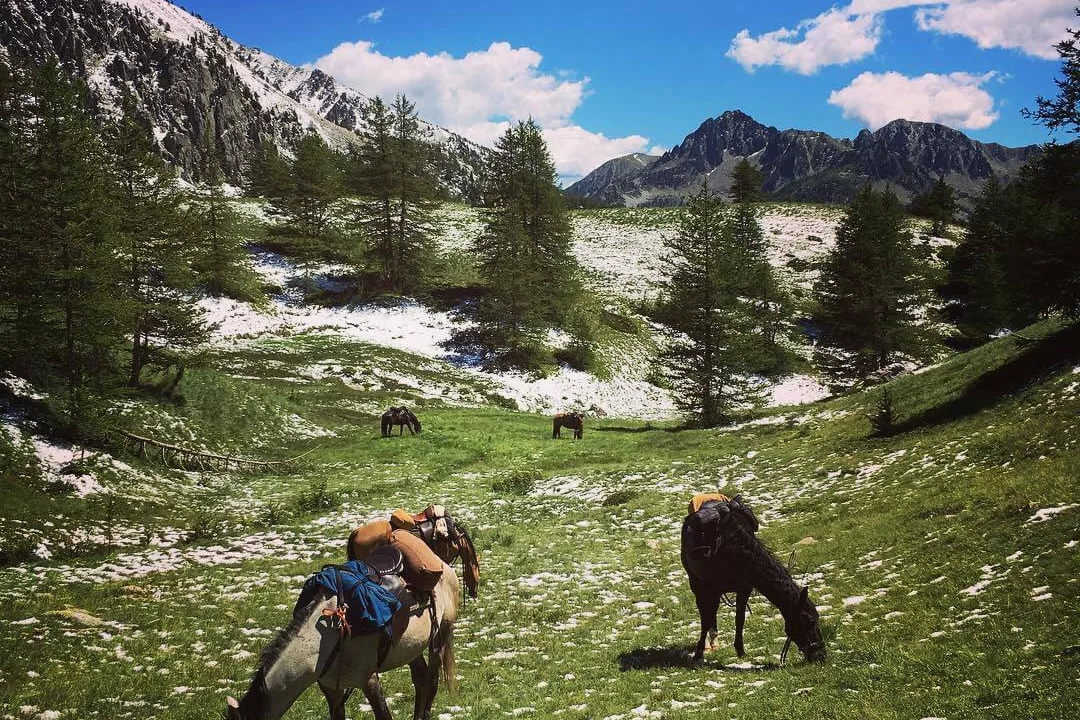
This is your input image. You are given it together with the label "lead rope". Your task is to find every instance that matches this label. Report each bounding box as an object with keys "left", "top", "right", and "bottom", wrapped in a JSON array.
[{"left": 780, "top": 638, "right": 793, "bottom": 665}]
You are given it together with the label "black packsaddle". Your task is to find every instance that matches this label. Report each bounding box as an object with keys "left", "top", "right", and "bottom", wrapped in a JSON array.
[{"left": 682, "top": 495, "right": 760, "bottom": 559}]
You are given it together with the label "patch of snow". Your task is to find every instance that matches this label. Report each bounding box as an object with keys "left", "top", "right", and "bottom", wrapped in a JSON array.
[{"left": 1025, "top": 504, "right": 1078, "bottom": 524}]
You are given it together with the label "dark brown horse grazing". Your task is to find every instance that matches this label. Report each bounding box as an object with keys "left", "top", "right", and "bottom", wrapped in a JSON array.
[
  {"left": 552, "top": 411, "right": 583, "bottom": 439},
  {"left": 381, "top": 407, "right": 421, "bottom": 437},
  {"left": 681, "top": 496, "right": 826, "bottom": 663}
]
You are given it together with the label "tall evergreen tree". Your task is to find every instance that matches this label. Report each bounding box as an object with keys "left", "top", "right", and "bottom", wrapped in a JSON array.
[
  {"left": 276, "top": 131, "right": 342, "bottom": 244},
  {"left": 1022, "top": 8, "right": 1079, "bottom": 134},
  {"left": 24, "top": 59, "right": 127, "bottom": 429},
  {"left": 107, "top": 92, "right": 205, "bottom": 387},
  {"left": 813, "top": 186, "right": 931, "bottom": 383},
  {"left": 470, "top": 119, "right": 578, "bottom": 367},
  {"left": 192, "top": 120, "right": 260, "bottom": 302},
  {"left": 661, "top": 184, "right": 760, "bottom": 426},
  {"left": 909, "top": 177, "right": 958, "bottom": 236},
  {"left": 352, "top": 94, "right": 438, "bottom": 294},
  {"left": 246, "top": 137, "right": 289, "bottom": 200},
  {"left": 730, "top": 159, "right": 765, "bottom": 204}
]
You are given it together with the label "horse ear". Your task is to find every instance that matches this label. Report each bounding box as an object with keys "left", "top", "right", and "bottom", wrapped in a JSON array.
[{"left": 799, "top": 586, "right": 809, "bottom": 604}]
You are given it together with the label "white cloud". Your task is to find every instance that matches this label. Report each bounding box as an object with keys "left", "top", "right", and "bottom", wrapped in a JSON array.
[
  {"left": 310, "top": 40, "right": 654, "bottom": 176},
  {"left": 915, "top": 0, "right": 1074, "bottom": 60},
  {"left": 727, "top": 8, "right": 883, "bottom": 74},
  {"left": 728, "top": 1, "right": 1074, "bottom": 73},
  {"left": 827, "top": 70, "right": 999, "bottom": 130},
  {"left": 361, "top": 8, "right": 384, "bottom": 24}
]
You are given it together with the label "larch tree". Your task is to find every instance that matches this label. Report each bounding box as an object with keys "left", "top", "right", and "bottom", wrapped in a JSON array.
[
  {"left": 661, "top": 184, "right": 762, "bottom": 426},
  {"left": 812, "top": 186, "right": 932, "bottom": 384},
  {"left": 107, "top": 92, "right": 205, "bottom": 388},
  {"left": 469, "top": 119, "right": 578, "bottom": 368},
  {"left": 192, "top": 120, "right": 260, "bottom": 302}
]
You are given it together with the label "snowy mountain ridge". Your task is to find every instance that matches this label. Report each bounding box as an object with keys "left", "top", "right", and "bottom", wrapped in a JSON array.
[{"left": 0, "top": 0, "right": 490, "bottom": 198}]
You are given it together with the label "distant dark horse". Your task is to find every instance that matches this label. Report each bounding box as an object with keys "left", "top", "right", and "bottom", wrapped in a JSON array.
[
  {"left": 381, "top": 407, "right": 421, "bottom": 437},
  {"left": 681, "top": 496, "right": 826, "bottom": 663},
  {"left": 552, "top": 412, "right": 583, "bottom": 439}
]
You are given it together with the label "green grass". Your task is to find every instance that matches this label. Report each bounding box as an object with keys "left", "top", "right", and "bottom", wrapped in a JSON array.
[{"left": 1, "top": 320, "right": 1078, "bottom": 719}]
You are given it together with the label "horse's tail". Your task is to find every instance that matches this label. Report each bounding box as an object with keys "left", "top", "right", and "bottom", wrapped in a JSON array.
[{"left": 440, "top": 625, "right": 456, "bottom": 692}]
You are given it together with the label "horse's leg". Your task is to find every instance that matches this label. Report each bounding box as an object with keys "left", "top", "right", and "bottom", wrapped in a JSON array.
[
  {"left": 363, "top": 674, "right": 394, "bottom": 720},
  {"left": 420, "top": 644, "right": 442, "bottom": 720},
  {"left": 734, "top": 588, "right": 751, "bottom": 657},
  {"left": 408, "top": 656, "right": 428, "bottom": 720},
  {"left": 690, "top": 580, "right": 720, "bottom": 662},
  {"left": 320, "top": 683, "right": 349, "bottom": 720}
]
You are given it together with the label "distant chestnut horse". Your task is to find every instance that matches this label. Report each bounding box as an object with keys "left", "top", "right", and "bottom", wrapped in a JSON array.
[
  {"left": 552, "top": 412, "right": 583, "bottom": 439},
  {"left": 381, "top": 406, "right": 421, "bottom": 437}
]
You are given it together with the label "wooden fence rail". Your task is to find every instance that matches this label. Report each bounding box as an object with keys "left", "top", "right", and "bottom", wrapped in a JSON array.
[{"left": 111, "top": 429, "right": 316, "bottom": 473}]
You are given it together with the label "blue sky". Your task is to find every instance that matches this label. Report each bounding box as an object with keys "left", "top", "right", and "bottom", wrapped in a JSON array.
[{"left": 181, "top": 0, "right": 1075, "bottom": 182}]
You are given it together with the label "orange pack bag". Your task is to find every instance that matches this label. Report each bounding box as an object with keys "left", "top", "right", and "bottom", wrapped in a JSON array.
[
  {"left": 390, "top": 529, "right": 444, "bottom": 592},
  {"left": 389, "top": 508, "right": 417, "bottom": 531},
  {"left": 688, "top": 493, "right": 730, "bottom": 515},
  {"left": 347, "top": 519, "right": 393, "bottom": 560}
]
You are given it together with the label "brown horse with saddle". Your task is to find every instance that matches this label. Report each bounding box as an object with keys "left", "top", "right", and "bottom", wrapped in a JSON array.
[
  {"left": 348, "top": 504, "right": 480, "bottom": 600},
  {"left": 552, "top": 411, "right": 583, "bottom": 439}
]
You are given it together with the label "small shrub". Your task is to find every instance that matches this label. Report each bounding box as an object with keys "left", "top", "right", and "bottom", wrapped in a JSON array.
[
  {"left": 553, "top": 342, "right": 598, "bottom": 373},
  {"left": 295, "top": 478, "right": 341, "bottom": 514},
  {"left": 492, "top": 468, "right": 540, "bottom": 496},
  {"left": 599, "top": 309, "right": 638, "bottom": 335},
  {"left": 869, "top": 388, "right": 898, "bottom": 436},
  {"left": 0, "top": 538, "right": 37, "bottom": 567},
  {"left": 602, "top": 489, "right": 640, "bottom": 506}
]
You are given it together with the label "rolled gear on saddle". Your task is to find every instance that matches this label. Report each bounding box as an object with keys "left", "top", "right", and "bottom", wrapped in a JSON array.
[
  {"left": 295, "top": 559, "right": 402, "bottom": 637},
  {"left": 390, "top": 529, "right": 445, "bottom": 593},
  {"left": 347, "top": 519, "right": 393, "bottom": 561},
  {"left": 688, "top": 492, "right": 730, "bottom": 515}
]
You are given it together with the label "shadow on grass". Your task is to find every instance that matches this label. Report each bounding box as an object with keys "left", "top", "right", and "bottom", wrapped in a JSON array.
[
  {"left": 895, "top": 322, "right": 1080, "bottom": 435},
  {"left": 617, "top": 646, "right": 776, "bottom": 672},
  {"left": 595, "top": 425, "right": 677, "bottom": 434}
]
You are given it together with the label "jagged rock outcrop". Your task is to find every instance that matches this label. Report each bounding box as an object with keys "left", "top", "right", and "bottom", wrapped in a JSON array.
[
  {"left": 0, "top": 0, "right": 490, "bottom": 198},
  {"left": 567, "top": 110, "right": 1040, "bottom": 207}
]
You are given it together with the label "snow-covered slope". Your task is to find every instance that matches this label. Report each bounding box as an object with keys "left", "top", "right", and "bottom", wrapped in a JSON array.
[{"left": 0, "top": 0, "right": 489, "bottom": 198}]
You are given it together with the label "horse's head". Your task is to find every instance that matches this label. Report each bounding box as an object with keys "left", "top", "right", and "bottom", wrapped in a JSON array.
[
  {"left": 783, "top": 587, "right": 826, "bottom": 663},
  {"left": 413, "top": 418, "right": 422, "bottom": 433},
  {"left": 456, "top": 526, "right": 480, "bottom": 599}
]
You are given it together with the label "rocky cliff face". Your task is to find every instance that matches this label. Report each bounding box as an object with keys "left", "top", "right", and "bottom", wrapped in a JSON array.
[
  {"left": 567, "top": 110, "right": 1040, "bottom": 207},
  {"left": 0, "top": 0, "right": 489, "bottom": 198}
]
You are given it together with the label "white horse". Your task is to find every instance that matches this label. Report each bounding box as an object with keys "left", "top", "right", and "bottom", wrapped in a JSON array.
[{"left": 225, "top": 566, "right": 459, "bottom": 720}]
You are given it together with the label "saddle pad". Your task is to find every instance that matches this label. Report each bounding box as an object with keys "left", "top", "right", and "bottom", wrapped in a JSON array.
[
  {"left": 688, "top": 493, "right": 730, "bottom": 515},
  {"left": 390, "top": 529, "right": 444, "bottom": 593},
  {"left": 347, "top": 519, "right": 393, "bottom": 560},
  {"left": 301, "top": 560, "right": 402, "bottom": 636}
]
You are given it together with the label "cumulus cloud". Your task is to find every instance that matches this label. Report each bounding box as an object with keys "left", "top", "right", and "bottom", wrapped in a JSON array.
[
  {"left": 728, "top": 1, "right": 1074, "bottom": 73},
  {"left": 310, "top": 40, "right": 654, "bottom": 179},
  {"left": 914, "top": 0, "right": 1074, "bottom": 60},
  {"left": 827, "top": 70, "right": 999, "bottom": 130},
  {"left": 361, "top": 8, "right": 384, "bottom": 24},
  {"left": 727, "top": 8, "right": 884, "bottom": 74}
]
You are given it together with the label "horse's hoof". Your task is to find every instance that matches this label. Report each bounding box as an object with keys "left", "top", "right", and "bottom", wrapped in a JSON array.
[
  {"left": 735, "top": 646, "right": 745, "bottom": 657},
  {"left": 690, "top": 653, "right": 704, "bottom": 665}
]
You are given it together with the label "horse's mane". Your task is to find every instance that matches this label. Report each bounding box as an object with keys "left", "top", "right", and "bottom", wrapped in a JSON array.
[
  {"left": 240, "top": 588, "right": 329, "bottom": 718},
  {"left": 719, "top": 514, "right": 801, "bottom": 610}
]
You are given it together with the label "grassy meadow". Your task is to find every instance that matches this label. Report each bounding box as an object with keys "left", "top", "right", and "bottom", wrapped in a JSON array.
[{"left": 2, "top": 314, "right": 1078, "bottom": 719}]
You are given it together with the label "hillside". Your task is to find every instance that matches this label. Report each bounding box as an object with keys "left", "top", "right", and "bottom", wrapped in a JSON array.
[
  {"left": 566, "top": 110, "right": 1041, "bottom": 207},
  {"left": 1, "top": 293, "right": 1077, "bottom": 719},
  {"left": 0, "top": 0, "right": 490, "bottom": 199}
]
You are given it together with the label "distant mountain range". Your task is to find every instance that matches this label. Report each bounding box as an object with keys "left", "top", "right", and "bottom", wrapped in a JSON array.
[
  {"left": 566, "top": 110, "right": 1043, "bottom": 207},
  {"left": 0, "top": 0, "right": 489, "bottom": 200}
]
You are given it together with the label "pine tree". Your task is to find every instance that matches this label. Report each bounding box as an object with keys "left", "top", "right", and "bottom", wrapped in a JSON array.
[
  {"left": 24, "top": 58, "right": 127, "bottom": 430},
  {"left": 1022, "top": 8, "right": 1080, "bottom": 134},
  {"left": 352, "top": 94, "right": 438, "bottom": 294},
  {"left": 246, "top": 137, "right": 289, "bottom": 200},
  {"left": 276, "top": 131, "right": 342, "bottom": 246},
  {"left": 107, "top": 92, "right": 205, "bottom": 388},
  {"left": 469, "top": 119, "right": 578, "bottom": 368},
  {"left": 661, "top": 184, "right": 760, "bottom": 426},
  {"left": 813, "top": 186, "right": 931, "bottom": 383},
  {"left": 909, "top": 177, "right": 957, "bottom": 236},
  {"left": 730, "top": 159, "right": 765, "bottom": 204},
  {"left": 192, "top": 120, "right": 260, "bottom": 302},
  {"left": 388, "top": 94, "right": 437, "bottom": 294}
]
